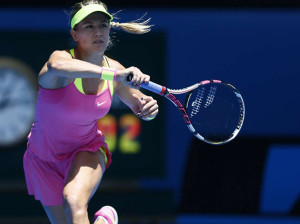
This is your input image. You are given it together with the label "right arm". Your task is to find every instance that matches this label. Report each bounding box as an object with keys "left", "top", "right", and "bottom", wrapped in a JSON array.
[
  {"left": 38, "top": 50, "right": 109, "bottom": 89},
  {"left": 39, "top": 50, "right": 149, "bottom": 89}
]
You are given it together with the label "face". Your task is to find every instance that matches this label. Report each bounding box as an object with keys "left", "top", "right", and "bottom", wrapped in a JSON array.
[{"left": 71, "top": 12, "right": 110, "bottom": 53}]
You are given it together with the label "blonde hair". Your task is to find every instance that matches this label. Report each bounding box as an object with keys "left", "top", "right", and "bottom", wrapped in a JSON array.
[
  {"left": 111, "top": 18, "right": 152, "bottom": 34},
  {"left": 70, "top": 0, "right": 153, "bottom": 34}
]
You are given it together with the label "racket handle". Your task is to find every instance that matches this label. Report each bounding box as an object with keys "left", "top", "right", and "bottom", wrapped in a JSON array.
[{"left": 127, "top": 73, "right": 165, "bottom": 95}]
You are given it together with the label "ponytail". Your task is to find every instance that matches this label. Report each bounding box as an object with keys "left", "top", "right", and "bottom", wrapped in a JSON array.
[{"left": 111, "top": 18, "right": 153, "bottom": 34}]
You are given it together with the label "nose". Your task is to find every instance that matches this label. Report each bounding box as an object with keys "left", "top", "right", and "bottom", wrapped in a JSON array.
[{"left": 95, "top": 28, "right": 102, "bottom": 37}]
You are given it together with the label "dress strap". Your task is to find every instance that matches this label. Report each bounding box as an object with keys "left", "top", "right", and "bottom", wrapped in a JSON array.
[
  {"left": 103, "top": 56, "right": 114, "bottom": 96},
  {"left": 69, "top": 49, "right": 113, "bottom": 96}
]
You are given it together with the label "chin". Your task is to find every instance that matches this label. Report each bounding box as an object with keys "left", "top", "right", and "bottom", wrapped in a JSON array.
[{"left": 91, "top": 46, "right": 107, "bottom": 54}]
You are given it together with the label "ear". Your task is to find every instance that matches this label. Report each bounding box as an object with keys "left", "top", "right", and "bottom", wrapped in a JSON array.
[{"left": 70, "top": 29, "right": 78, "bottom": 42}]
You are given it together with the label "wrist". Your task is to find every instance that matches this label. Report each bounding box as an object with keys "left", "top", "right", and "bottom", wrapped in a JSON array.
[
  {"left": 114, "top": 70, "right": 122, "bottom": 82},
  {"left": 100, "top": 67, "right": 117, "bottom": 81}
]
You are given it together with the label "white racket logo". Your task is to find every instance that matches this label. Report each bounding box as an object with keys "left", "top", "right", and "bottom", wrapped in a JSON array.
[
  {"left": 204, "top": 86, "right": 217, "bottom": 108},
  {"left": 190, "top": 88, "right": 205, "bottom": 117}
]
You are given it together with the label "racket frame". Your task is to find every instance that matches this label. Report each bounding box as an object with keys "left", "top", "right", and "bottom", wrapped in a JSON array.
[{"left": 128, "top": 75, "right": 245, "bottom": 145}]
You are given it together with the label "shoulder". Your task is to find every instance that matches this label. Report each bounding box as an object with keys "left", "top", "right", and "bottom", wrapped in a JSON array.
[
  {"left": 105, "top": 56, "right": 125, "bottom": 70},
  {"left": 49, "top": 50, "right": 73, "bottom": 60},
  {"left": 38, "top": 50, "right": 73, "bottom": 89}
]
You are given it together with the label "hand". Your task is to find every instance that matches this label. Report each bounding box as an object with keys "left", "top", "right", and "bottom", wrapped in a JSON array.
[
  {"left": 133, "top": 94, "right": 159, "bottom": 121},
  {"left": 116, "top": 66, "right": 150, "bottom": 89}
]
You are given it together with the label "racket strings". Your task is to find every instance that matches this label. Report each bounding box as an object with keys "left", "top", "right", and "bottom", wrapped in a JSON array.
[
  {"left": 190, "top": 87, "right": 205, "bottom": 118},
  {"left": 186, "top": 83, "right": 244, "bottom": 144},
  {"left": 204, "top": 86, "right": 217, "bottom": 108}
]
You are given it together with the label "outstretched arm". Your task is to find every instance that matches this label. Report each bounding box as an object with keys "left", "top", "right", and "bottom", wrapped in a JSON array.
[{"left": 38, "top": 50, "right": 152, "bottom": 90}]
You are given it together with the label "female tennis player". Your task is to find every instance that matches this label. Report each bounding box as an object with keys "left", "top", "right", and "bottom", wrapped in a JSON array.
[{"left": 23, "top": 1, "right": 158, "bottom": 223}]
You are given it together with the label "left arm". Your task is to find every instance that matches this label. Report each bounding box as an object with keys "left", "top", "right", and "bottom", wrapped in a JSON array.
[
  {"left": 117, "top": 86, "right": 159, "bottom": 121},
  {"left": 111, "top": 60, "right": 159, "bottom": 121}
]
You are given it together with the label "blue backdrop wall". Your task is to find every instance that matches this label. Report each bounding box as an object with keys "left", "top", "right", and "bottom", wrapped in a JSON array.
[{"left": 1, "top": 8, "right": 300, "bottom": 219}]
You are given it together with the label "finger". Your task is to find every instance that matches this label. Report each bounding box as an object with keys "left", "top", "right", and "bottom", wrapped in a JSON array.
[
  {"left": 132, "top": 94, "right": 143, "bottom": 106},
  {"left": 127, "top": 82, "right": 139, "bottom": 89},
  {"left": 139, "top": 73, "right": 150, "bottom": 86},
  {"left": 129, "top": 67, "right": 138, "bottom": 84},
  {"left": 131, "top": 67, "right": 139, "bottom": 82},
  {"left": 128, "top": 78, "right": 140, "bottom": 89},
  {"left": 130, "top": 84, "right": 140, "bottom": 90},
  {"left": 139, "top": 99, "right": 156, "bottom": 114},
  {"left": 138, "top": 96, "right": 155, "bottom": 113},
  {"left": 139, "top": 75, "right": 147, "bottom": 86},
  {"left": 139, "top": 95, "right": 153, "bottom": 102},
  {"left": 140, "top": 103, "right": 158, "bottom": 116},
  {"left": 143, "top": 75, "right": 150, "bottom": 83},
  {"left": 135, "top": 71, "right": 143, "bottom": 86},
  {"left": 140, "top": 108, "right": 159, "bottom": 120}
]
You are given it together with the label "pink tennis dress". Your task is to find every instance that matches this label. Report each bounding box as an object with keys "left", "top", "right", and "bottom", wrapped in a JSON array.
[{"left": 23, "top": 73, "right": 113, "bottom": 206}]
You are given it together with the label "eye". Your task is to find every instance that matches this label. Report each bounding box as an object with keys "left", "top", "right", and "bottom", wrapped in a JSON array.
[
  {"left": 85, "top": 24, "right": 93, "bottom": 29},
  {"left": 101, "top": 23, "right": 109, "bottom": 28}
]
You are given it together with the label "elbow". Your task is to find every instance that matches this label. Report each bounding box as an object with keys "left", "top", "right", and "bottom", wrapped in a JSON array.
[{"left": 47, "top": 59, "right": 65, "bottom": 72}]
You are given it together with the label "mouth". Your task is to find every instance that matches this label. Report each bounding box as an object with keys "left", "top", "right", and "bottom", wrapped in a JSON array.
[{"left": 93, "top": 39, "right": 104, "bottom": 44}]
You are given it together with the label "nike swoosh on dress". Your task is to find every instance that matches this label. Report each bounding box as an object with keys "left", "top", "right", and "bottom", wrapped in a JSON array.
[{"left": 97, "top": 101, "right": 107, "bottom": 106}]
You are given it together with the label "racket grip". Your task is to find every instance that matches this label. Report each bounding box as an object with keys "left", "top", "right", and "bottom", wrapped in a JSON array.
[{"left": 127, "top": 73, "right": 164, "bottom": 95}]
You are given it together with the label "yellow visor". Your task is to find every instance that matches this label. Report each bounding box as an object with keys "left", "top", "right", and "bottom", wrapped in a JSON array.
[{"left": 71, "top": 4, "right": 113, "bottom": 29}]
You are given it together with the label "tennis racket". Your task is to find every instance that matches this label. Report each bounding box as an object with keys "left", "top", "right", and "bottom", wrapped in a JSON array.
[{"left": 128, "top": 75, "right": 245, "bottom": 145}]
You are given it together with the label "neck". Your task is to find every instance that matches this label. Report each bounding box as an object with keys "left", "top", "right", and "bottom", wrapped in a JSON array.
[{"left": 76, "top": 47, "right": 104, "bottom": 66}]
